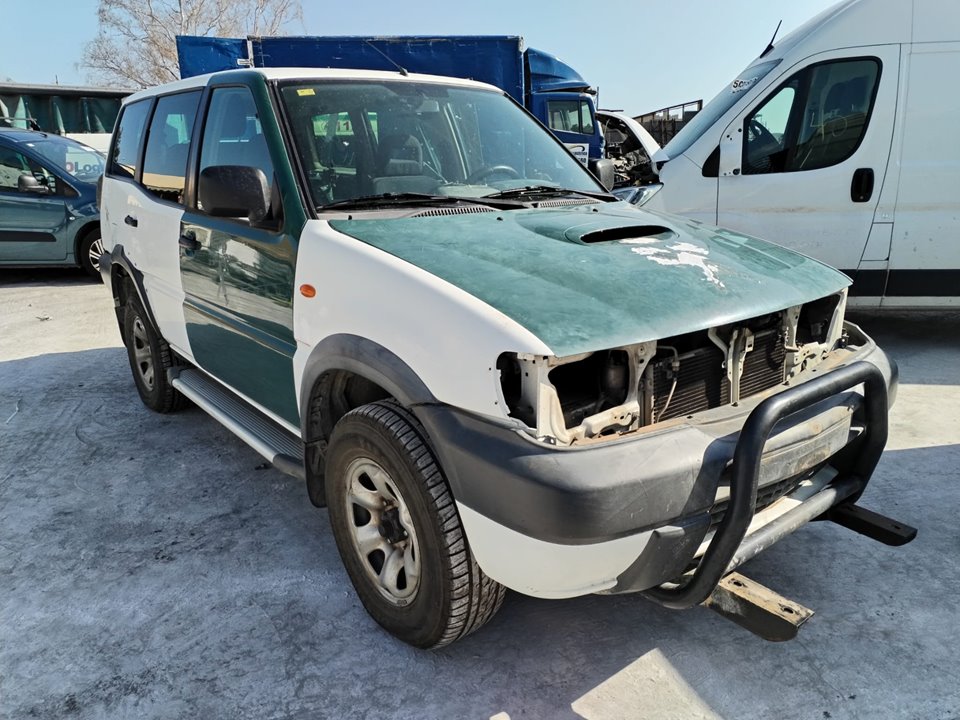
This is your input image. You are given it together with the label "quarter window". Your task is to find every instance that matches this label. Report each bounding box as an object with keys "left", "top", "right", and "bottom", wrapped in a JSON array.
[
  {"left": 109, "top": 99, "right": 151, "bottom": 179},
  {"left": 743, "top": 58, "right": 880, "bottom": 174},
  {"left": 141, "top": 91, "right": 201, "bottom": 204}
]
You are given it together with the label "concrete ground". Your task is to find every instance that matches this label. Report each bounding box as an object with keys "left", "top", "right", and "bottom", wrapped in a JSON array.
[{"left": 1, "top": 269, "right": 958, "bottom": 720}]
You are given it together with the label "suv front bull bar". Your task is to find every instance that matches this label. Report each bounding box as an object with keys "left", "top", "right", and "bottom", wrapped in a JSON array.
[{"left": 643, "top": 360, "right": 911, "bottom": 611}]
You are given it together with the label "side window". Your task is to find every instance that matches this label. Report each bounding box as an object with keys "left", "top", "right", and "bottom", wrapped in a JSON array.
[
  {"left": 743, "top": 58, "right": 880, "bottom": 174},
  {"left": 141, "top": 91, "right": 202, "bottom": 204},
  {"left": 547, "top": 99, "right": 595, "bottom": 135},
  {"left": 0, "top": 148, "right": 30, "bottom": 190},
  {"left": 0, "top": 148, "right": 58, "bottom": 193},
  {"left": 198, "top": 86, "right": 275, "bottom": 203},
  {"left": 109, "top": 99, "right": 151, "bottom": 179}
]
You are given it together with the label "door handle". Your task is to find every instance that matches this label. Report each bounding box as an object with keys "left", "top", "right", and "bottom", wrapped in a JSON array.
[
  {"left": 124, "top": 215, "right": 138, "bottom": 227},
  {"left": 179, "top": 230, "right": 199, "bottom": 255},
  {"left": 851, "top": 168, "right": 874, "bottom": 203}
]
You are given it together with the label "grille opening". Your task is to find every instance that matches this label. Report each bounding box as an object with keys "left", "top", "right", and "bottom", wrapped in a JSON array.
[
  {"left": 645, "top": 314, "right": 786, "bottom": 424},
  {"left": 549, "top": 350, "right": 630, "bottom": 428},
  {"left": 581, "top": 225, "right": 674, "bottom": 244}
]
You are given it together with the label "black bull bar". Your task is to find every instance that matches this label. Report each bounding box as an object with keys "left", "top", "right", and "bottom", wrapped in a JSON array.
[{"left": 643, "top": 360, "right": 915, "bottom": 610}]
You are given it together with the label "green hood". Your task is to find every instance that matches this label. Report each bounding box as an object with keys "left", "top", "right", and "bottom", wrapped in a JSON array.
[{"left": 330, "top": 203, "right": 849, "bottom": 357}]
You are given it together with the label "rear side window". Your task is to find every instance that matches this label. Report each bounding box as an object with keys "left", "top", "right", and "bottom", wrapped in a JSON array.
[
  {"left": 743, "top": 58, "right": 880, "bottom": 174},
  {"left": 109, "top": 99, "right": 151, "bottom": 179},
  {"left": 141, "top": 91, "right": 201, "bottom": 204}
]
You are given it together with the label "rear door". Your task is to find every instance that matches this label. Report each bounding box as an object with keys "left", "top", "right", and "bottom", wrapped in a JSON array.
[
  {"left": 716, "top": 47, "right": 900, "bottom": 284},
  {"left": 0, "top": 144, "right": 69, "bottom": 262},
  {"left": 135, "top": 89, "right": 203, "bottom": 354},
  {"left": 179, "top": 81, "right": 300, "bottom": 426}
]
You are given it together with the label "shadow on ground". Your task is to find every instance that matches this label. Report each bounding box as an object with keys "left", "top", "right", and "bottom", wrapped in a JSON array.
[{"left": 2, "top": 345, "right": 958, "bottom": 720}]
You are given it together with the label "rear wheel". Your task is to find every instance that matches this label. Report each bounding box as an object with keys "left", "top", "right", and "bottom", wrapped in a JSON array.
[
  {"left": 78, "top": 228, "right": 104, "bottom": 280},
  {"left": 122, "top": 290, "right": 186, "bottom": 413},
  {"left": 325, "top": 401, "right": 505, "bottom": 648}
]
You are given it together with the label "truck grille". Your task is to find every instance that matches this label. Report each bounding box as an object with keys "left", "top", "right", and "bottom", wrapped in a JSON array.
[{"left": 647, "top": 326, "right": 786, "bottom": 423}]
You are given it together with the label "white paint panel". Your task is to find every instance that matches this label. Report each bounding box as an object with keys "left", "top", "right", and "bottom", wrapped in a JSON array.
[
  {"left": 457, "top": 503, "right": 652, "bottom": 599},
  {"left": 292, "top": 221, "right": 552, "bottom": 418},
  {"left": 889, "top": 43, "right": 960, "bottom": 273}
]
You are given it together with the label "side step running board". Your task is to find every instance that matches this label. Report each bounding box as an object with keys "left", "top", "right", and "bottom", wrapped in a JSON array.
[{"left": 170, "top": 368, "right": 305, "bottom": 481}]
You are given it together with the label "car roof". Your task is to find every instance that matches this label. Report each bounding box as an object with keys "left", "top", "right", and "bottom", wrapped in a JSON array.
[
  {"left": 124, "top": 67, "right": 500, "bottom": 104},
  {"left": 0, "top": 127, "right": 59, "bottom": 144}
]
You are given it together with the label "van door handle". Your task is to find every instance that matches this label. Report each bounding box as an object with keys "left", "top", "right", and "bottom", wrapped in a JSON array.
[
  {"left": 179, "top": 230, "right": 199, "bottom": 255},
  {"left": 851, "top": 168, "right": 874, "bottom": 203},
  {"left": 124, "top": 215, "right": 138, "bottom": 227}
]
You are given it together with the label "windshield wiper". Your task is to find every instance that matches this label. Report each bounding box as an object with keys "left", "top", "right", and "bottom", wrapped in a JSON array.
[
  {"left": 484, "top": 185, "right": 612, "bottom": 201},
  {"left": 319, "top": 192, "right": 521, "bottom": 211}
]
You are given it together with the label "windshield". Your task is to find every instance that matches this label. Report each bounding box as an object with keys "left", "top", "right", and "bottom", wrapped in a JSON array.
[
  {"left": 24, "top": 136, "right": 105, "bottom": 182},
  {"left": 662, "top": 59, "right": 781, "bottom": 159},
  {"left": 279, "top": 80, "right": 604, "bottom": 209}
]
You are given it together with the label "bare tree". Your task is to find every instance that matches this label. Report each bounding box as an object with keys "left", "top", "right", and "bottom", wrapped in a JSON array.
[{"left": 82, "top": 0, "right": 302, "bottom": 88}]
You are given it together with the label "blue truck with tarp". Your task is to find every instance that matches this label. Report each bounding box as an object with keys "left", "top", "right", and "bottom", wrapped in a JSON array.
[{"left": 175, "top": 35, "right": 604, "bottom": 165}]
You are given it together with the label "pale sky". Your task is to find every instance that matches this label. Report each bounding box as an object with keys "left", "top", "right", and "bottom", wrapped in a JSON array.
[{"left": 1, "top": 0, "right": 840, "bottom": 116}]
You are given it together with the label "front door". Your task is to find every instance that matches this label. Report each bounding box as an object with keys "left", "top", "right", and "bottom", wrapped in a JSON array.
[
  {"left": 179, "top": 83, "right": 300, "bottom": 426},
  {"left": 716, "top": 47, "right": 900, "bottom": 279},
  {"left": 535, "top": 93, "right": 599, "bottom": 165},
  {"left": 0, "top": 146, "right": 68, "bottom": 262}
]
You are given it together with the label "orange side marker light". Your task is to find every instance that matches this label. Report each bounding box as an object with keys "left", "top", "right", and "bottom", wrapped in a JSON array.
[{"left": 300, "top": 284, "right": 317, "bottom": 298}]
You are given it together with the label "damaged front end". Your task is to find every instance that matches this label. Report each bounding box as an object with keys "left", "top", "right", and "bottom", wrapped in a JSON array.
[{"left": 498, "top": 290, "right": 849, "bottom": 445}]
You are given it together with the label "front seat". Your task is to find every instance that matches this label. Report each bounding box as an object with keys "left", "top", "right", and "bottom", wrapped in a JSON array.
[{"left": 372, "top": 134, "right": 437, "bottom": 195}]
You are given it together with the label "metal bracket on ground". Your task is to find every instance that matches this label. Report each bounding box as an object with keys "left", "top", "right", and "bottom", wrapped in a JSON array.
[{"left": 702, "top": 571, "right": 814, "bottom": 642}]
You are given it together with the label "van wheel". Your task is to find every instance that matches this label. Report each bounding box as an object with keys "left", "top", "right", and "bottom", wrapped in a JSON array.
[
  {"left": 325, "top": 401, "right": 505, "bottom": 648},
  {"left": 78, "top": 229, "right": 104, "bottom": 281},
  {"left": 122, "top": 292, "right": 186, "bottom": 413}
]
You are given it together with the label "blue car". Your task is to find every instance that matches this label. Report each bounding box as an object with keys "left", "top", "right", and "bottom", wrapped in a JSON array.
[{"left": 0, "top": 128, "right": 104, "bottom": 278}]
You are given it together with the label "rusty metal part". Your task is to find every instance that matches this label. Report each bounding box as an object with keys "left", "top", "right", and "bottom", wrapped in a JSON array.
[
  {"left": 825, "top": 503, "right": 918, "bottom": 546},
  {"left": 703, "top": 572, "right": 814, "bottom": 642}
]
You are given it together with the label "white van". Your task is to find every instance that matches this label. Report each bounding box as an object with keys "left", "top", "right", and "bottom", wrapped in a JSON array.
[{"left": 645, "top": 0, "right": 959, "bottom": 308}]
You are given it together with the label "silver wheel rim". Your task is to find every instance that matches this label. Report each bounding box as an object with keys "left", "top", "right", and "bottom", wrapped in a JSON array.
[
  {"left": 131, "top": 317, "right": 155, "bottom": 390},
  {"left": 344, "top": 457, "right": 421, "bottom": 605},
  {"left": 89, "top": 237, "right": 103, "bottom": 272}
]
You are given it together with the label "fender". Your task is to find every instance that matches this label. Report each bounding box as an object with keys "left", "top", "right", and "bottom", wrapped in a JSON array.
[
  {"left": 299, "top": 334, "right": 438, "bottom": 507},
  {"left": 101, "top": 244, "right": 161, "bottom": 341},
  {"left": 299, "top": 333, "right": 437, "bottom": 440}
]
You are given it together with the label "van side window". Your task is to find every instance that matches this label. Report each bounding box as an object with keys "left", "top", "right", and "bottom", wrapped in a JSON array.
[
  {"left": 743, "top": 58, "right": 880, "bottom": 175},
  {"left": 197, "top": 86, "right": 275, "bottom": 212},
  {"left": 109, "top": 99, "right": 151, "bottom": 179},
  {"left": 547, "top": 99, "right": 595, "bottom": 135},
  {"left": 0, "top": 148, "right": 60, "bottom": 193},
  {"left": 141, "top": 91, "right": 201, "bottom": 204}
]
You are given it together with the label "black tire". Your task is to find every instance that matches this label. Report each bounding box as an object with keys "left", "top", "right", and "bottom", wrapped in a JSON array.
[
  {"left": 325, "top": 401, "right": 505, "bottom": 648},
  {"left": 78, "top": 228, "right": 104, "bottom": 281},
  {"left": 122, "top": 290, "right": 186, "bottom": 413}
]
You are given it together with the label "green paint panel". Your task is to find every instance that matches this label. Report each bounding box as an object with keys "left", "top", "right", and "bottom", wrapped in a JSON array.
[{"left": 331, "top": 203, "right": 850, "bottom": 357}]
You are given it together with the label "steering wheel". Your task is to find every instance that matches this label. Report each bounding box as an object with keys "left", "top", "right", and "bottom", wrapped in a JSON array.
[
  {"left": 748, "top": 119, "right": 779, "bottom": 149},
  {"left": 464, "top": 164, "right": 520, "bottom": 184}
]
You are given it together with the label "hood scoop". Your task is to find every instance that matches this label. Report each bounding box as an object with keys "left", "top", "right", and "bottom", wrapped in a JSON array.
[
  {"left": 411, "top": 205, "right": 496, "bottom": 218},
  {"left": 580, "top": 225, "right": 675, "bottom": 244}
]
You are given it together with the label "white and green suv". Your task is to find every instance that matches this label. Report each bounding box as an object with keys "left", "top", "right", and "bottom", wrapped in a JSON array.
[{"left": 99, "top": 67, "right": 912, "bottom": 648}]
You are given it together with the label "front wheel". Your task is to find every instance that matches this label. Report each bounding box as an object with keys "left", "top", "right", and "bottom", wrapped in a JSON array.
[
  {"left": 325, "top": 401, "right": 505, "bottom": 648},
  {"left": 78, "top": 229, "right": 104, "bottom": 281}
]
